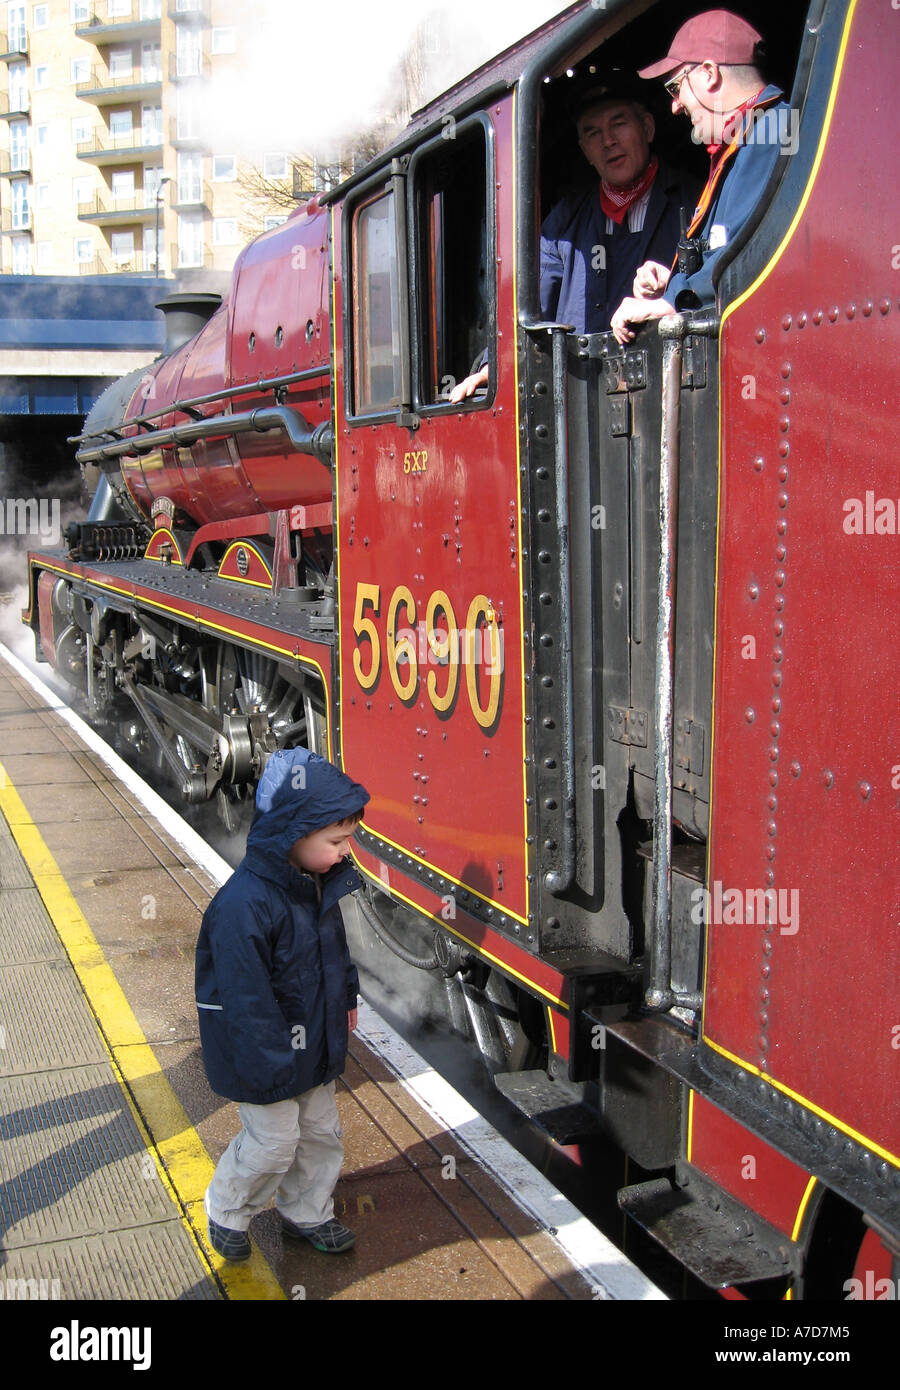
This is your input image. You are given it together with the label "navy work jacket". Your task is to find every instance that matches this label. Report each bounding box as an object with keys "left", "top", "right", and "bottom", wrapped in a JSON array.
[
  {"left": 540, "top": 161, "right": 700, "bottom": 334},
  {"left": 666, "top": 86, "right": 789, "bottom": 309},
  {"left": 195, "top": 748, "right": 369, "bottom": 1104}
]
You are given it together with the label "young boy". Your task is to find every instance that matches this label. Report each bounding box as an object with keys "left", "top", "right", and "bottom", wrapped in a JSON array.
[{"left": 195, "top": 745, "right": 369, "bottom": 1262}]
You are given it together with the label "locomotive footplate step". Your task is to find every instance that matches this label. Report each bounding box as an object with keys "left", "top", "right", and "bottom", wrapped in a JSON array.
[
  {"left": 617, "top": 1170, "right": 797, "bottom": 1290},
  {"left": 492, "top": 1070, "right": 604, "bottom": 1144}
]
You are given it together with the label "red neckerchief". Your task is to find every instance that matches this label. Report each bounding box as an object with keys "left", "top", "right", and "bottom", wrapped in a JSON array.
[
  {"left": 682, "top": 89, "right": 782, "bottom": 243},
  {"left": 599, "top": 155, "right": 659, "bottom": 224}
]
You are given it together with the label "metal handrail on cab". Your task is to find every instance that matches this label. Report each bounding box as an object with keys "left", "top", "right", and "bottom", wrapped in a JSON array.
[{"left": 645, "top": 308, "right": 718, "bottom": 1015}]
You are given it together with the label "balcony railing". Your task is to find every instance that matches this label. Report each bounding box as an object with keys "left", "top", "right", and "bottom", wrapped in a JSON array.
[
  {"left": 176, "top": 245, "right": 212, "bottom": 269},
  {"left": 0, "top": 91, "right": 30, "bottom": 117},
  {"left": 76, "top": 63, "right": 163, "bottom": 97},
  {"left": 77, "top": 192, "right": 159, "bottom": 221},
  {"left": 76, "top": 3, "right": 162, "bottom": 43},
  {"left": 0, "top": 31, "right": 28, "bottom": 60},
  {"left": 169, "top": 0, "right": 210, "bottom": 21},
  {"left": 77, "top": 248, "right": 157, "bottom": 275},
  {"left": 76, "top": 128, "right": 163, "bottom": 160},
  {"left": 1, "top": 208, "right": 31, "bottom": 232},
  {"left": 174, "top": 178, "right": 211, "bottom": 209},
  {"left": 169, "top": 53, "right": 209, "bottom": 81},
  {"left": 168, "top": 115, "right": 207, "bottom": 147},
  {"left": 0, "top": 150, "right": 30, "bottom": 175}
]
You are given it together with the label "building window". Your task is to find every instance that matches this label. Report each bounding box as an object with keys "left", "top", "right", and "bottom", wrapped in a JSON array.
[
  {"left": 8, "top": 61, "right": 27, "bottom": 111},
  {"left": 34, "top": 65, "right": 50, "bottom": 88},
  {"left": 109, "top": 109, "right": 133, "bottom": 140},
  {"left": 144, "top": 165, "right": 164, "bottom": 200},
  {"left": 37, "top": 241, "right": 52, "bottom": 268},
  {"left": 177, "top": 210, "right": 203, "bottom": 267},
  {"left": 11, "top": 178, "right": 29, "bottom": 229},
  {"left": 213, "top": 217, "right": 237, "bottom": 245},
  {"left": 141, "top": 43, "right": 161, "bottom": 82},
  {"left": 70, "top": 1, "right": 89, "bottom": 21},
  {"left": 71, "top": 57, "right": 90, "bottom": 84},
  {"left": 73, "top": 175, "right": 94, "bottom": 204},
  {"left": 141, "top": 104, "right": 162, "bottom": 144},
  {"left": 139, "top": 0, "right": 161, "bottom": 17},
  {"left": 111, "top": 169, "right": 134, "bottom": 199},
  {"left": 11, "top": 236, "right": 31, "bottom": 274},
  {"left": 264, "top": 214, "right": 288, "bottom": 230},
  {"left": 109, "top": 0, "right": 132, "bottom": 16},
  {"left": 109, "top": 47, "right": 133, "bottom": 80},
  {"left": 176, "top": 26, "right": 201, "bottom": 77},
  {"left": 8, "top": 4, "right": 26, "bottom": 50},
  {"left": 36, "top": 182, "right": 50, "bottom": 207},
  {"left": 211, "top": 27, "right": 236, "bottom": 55},
  {"left": 212, "top": 154, "right": 235, "bottom": 182},
  {"left": 176, "top": 90, "right": 198, "bottom": 140},
  {"left": 74, "top": 236, "right": 93, "bottom": 263},
  {"left": 35, "top": 122, "right": 50, "bottom": 146},
  {"left": 177, "top": 150, "right": 201, "bottom": 202},
  {"left": 263, "top": 152, "right": 288, "bottom": 179},
  {"left": 33, "top": 5, "right": 49, "bottom": 30},
  {"left": 111, "top": 230, "right": 135, "bottom": 263},
  {"left": 9, "top": 119, "right": 28, "bottom": 171}
]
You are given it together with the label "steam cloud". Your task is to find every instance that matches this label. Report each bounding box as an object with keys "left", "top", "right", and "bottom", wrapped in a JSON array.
[{"left": 197, "top": 0, "right": 571, "bottom": 160}]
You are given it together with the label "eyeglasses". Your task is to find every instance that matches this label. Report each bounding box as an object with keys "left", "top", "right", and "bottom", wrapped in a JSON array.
[{"left": 664, "top": 64, "right": 699, "bottom": 100}]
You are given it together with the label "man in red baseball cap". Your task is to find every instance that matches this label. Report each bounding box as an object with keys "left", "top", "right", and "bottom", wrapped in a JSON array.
[{"left": 610, "top": 9, "right": 792, "bottom": 342}]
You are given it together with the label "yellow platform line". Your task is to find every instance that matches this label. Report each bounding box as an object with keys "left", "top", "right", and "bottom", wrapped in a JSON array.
[{"left": 0, "top": 760, "right": 285, "bottom": 1301}]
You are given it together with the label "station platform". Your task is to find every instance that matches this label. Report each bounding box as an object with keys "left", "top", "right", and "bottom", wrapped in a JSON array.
[{"left": 0, "top": 642, "right": 664, "bottom": 1303}]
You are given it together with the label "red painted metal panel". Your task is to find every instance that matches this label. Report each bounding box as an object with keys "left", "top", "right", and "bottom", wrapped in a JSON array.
[
  {"left": 690, "top": 1091, "right": 812, "bottom": 1241},
  {"left": 705, "top": 1, "right": 899, "bottom": 1167},
  {"left": 333, "top": 99, "right": 531, "bottom": 927}
]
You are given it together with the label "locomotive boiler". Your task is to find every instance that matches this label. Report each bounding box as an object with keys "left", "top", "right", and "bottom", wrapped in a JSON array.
[{"left": 23, "top": 0, "right": 899, "bottom": 1299}]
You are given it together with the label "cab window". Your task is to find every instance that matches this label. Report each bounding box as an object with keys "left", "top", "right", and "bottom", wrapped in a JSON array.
[
  {"left": 413, "top": 121, "right": 492, "bottom": 406},
  {"left": 352, "top": 190, "right": 402, "bottom": 414}
]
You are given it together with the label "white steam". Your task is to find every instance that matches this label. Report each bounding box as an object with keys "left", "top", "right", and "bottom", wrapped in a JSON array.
[{"left": 197, "top": 0, "right": 572, "bottom": 160}]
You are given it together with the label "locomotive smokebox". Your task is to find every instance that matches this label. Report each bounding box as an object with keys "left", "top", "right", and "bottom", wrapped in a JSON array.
[{"left": 155, "top": 291, "right": 222, "bottom": 356}]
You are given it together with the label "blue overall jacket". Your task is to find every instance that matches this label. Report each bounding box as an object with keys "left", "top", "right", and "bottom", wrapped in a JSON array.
[
  {"left": 666, "top": 85, "right": 789, "bottom": 309},
  {"left": 540, "top": 161, "right": 701, "bottom": 333},
  {"left": 195, "top": 748, "right": 369, "bottom": 1104}
]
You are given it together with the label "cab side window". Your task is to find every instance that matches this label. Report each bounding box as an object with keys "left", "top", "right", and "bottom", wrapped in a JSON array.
[
  {"left": 352, "top": 190, "right": 403, "bottom": 414},
  {"left": 413, "top": 122, "right": 492, "bottom": 405}
]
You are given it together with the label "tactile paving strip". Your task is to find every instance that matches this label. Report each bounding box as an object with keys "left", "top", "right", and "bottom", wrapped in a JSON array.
[
  {"left": 0, "top": 797, "right": 220, "bottom": 1299},
  {"left": 0, "top": 886, "right": 68, "bottom": 966},
  {"left": 0, "top": 962, "right": 111, "bottom": 1074},
  {"left": 0, "top": 1065, "right": 180, "bottom": 1247},
  {"left": 0, "top": 1227, "right": 219, "bottom": 1301}
]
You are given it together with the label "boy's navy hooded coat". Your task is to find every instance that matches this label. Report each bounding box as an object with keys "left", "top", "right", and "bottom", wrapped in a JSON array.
[{"left": 195, "top": 748, "right": 369, "bottom": 1104}]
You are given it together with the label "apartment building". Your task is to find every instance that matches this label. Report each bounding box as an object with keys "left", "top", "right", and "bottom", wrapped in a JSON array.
[{"left": 0, "top": 0, "right": 298, "bottom": 287}]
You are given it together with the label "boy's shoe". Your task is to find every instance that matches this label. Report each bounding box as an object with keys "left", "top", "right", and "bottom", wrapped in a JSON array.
[
  {"left": 207, "top": 1217, "right": 252, "bottom": 1262},
  {"left": 280, "top": 1215, "right": 356, "bottom": 1252}
]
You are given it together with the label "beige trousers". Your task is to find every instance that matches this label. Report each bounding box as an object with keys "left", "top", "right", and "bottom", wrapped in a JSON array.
[{"left": 205, "top": 1081, "right": 343, "bottom": 1232}]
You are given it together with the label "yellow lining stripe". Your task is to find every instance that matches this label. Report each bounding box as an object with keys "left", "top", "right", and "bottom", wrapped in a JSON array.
[
  {"left": 791, "top": 1176, "right": 818, "bottom": 1243},
  {"left": 355, "top": 858, "right": 567, "bottom": 1010},
  {"left": 721, "top": 0, "right": 858, "bottom": 327},
  {"left": 0, "top": 759, "right": 285, "bottom": 1300},
  {"left": 218, "top": 541, "right": 274, "bottom": 589},
  {"left": 704, "top": 1034, "right": 899, "bottom": 1169}
]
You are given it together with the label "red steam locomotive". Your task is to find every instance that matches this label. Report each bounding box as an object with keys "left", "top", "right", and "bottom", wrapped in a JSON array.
[{"left": 23, "top": 0, "right": 898, "bottom": 1298}]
